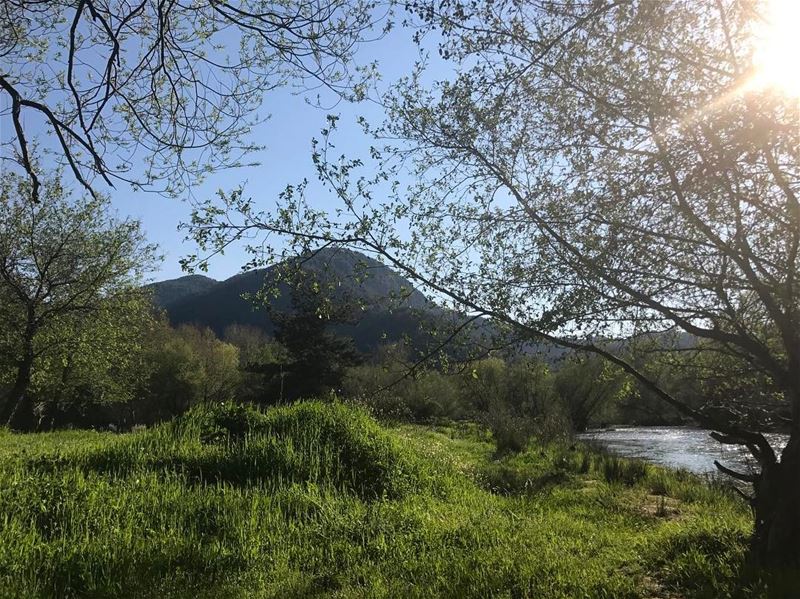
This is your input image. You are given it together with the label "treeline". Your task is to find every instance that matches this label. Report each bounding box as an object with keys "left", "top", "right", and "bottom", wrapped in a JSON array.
[
  {"left": 1, "top": 174, "right": 785, "bottom": 434},
  {"left": 0, "top": 173, "right": 376, "bottom": 430},
  {"left": 0, "top": 293, "right": 357, "bottom": 431},
  {"left": 0, "top": 275, "right": 647, "bottom": 433},
  {"left": 0, "top": 279, "right": 754, "bottom": 437},
  {"left": 1, "top": 294, "right": 603, "bottom": 434},
  {"left": 1, "top": 287, "right": 785, "bottom": 435}
]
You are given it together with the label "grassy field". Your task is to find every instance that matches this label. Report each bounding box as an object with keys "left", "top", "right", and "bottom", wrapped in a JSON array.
[{"left": 0, "top": 401, "right": 794, "bottom": 598}]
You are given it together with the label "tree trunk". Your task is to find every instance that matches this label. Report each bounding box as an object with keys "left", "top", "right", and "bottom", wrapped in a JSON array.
[
  {"left": 0, "top": 351, "right": 34, "bottom": 426},
  {"left": 6, "top": 393, "right": 35, "bottom": 431},
  {"left": 1, "top": 309, "right": 38, "bottom": 431},
  {"left": 751, "top": 434, "right": 800, "bottom": 568}
]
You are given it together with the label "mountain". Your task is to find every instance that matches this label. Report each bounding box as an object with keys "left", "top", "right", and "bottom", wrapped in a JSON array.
[
  {"left": 144, "top": 274, "right": 218, "bottom": 308},
  {"left": 147, "top": 248, "right": 443, "bottom": 352},
  {"left": 148, "top": 251, "right": 680, "bottom": 363}
]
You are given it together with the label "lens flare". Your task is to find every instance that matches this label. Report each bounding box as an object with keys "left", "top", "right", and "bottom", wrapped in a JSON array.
[{"left": 750, "top": 0, "right": 800, "bottom": 97}]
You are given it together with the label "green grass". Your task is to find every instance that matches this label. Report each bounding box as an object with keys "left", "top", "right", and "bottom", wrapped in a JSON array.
[{"left": 0, "top": 402, "right": 794, "bottom": 598}]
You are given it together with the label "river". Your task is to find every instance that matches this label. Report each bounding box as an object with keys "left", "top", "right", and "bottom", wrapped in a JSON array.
[{"left": 577, "top": 426, "right": 789, "bottom": 476}]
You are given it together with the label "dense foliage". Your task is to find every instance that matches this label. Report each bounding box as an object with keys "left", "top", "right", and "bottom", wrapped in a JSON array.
[{"left": 0, "top": 175, "right": 157, "bottom": 429}]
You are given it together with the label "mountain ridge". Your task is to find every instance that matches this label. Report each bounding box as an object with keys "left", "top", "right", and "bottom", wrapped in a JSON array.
[
  {"left": 146, "top": 248, "right": 442, "bottom": 352},
  {"left": 145, "top": 274, "right": 219, "bottom": 309}
]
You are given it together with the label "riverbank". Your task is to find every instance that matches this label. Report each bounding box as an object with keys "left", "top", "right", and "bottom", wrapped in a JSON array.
[
  {"left": 0, "top": 402, "right": 795, "bottom": 597},
  {"left": 578, "top": 426, "right": 789, "bottom": 476}
]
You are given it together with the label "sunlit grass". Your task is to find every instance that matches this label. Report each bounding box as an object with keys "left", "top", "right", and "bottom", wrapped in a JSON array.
[{"left": 0, "top": 402, "right": 793, "bottom": 598}]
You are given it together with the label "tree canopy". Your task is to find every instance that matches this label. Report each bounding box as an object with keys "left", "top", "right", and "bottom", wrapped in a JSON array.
[
  {"left": 187, "top": 0, "right": 800, "bottom": 566},
  {"left": 0, "top": 0, "right": 390, "bottom": 200},
  {"left": 0, "top": 173, "right": 158, "bottom": 427}
]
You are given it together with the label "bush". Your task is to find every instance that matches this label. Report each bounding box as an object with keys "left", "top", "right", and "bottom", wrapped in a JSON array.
[
  {"left": 343, "top": 364, "right": 468, "bottom": 422},
  {"left": 485, "top": 407, "right": 534, "bottom": 455},
  {"left": 342, "top": 354, "right": 573, "bottom": 439},
  {"left": 184, "top": 401, "right": 269, "bottom": 443}
]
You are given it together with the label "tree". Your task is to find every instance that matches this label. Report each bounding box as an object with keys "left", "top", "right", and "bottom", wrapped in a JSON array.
[
  {"left": 137, "top": 322, "right": 202, "bottom": 421},
  {"left": 268, "top": 288, "right": 362, "bottom": 400},
  {"left": 140, "top": 324, "right": 240, "bottom": 421},
  {"left": 223, "top": 324, "right": 290, "bottom": 403},
  {"left": 460, "top": 357, "right": 507, "bottom": 414},
  {"left": 223, "top": 324, "right": 271, "bottom": 366},
  {"left": 614, "top": 337, "right": 789, "bottom": 429},
  {"left": 463, "top": 356, "right": 565, "bottom": 451},
  {"left": 553, "top": 355, "right": 626, "bottom": 432},
  {"left": 0, "top": 0, "right": 389, "bottom": 200},
  {"left": 29, "top": 291, "right": 158, "bottom": 429},
  {"left": 175, "top": 325, "right": 241, "bottom": 404},
  {"left": 188, "top": 0, "right": 800, "bottom": 566},
  {"left": 0, "top": 173, "right": 158, "bottom": 428}
]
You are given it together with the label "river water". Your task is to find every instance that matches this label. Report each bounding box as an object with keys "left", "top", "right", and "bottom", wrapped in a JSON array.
[{"left": 577, "top": 427, "right": 789, "bottom": 476}]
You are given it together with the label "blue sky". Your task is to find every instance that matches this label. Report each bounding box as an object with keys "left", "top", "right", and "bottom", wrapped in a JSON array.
[
  {"left": 0, "top": 20, "right": 446, "bottom": 283},
  {"left": 110, "top": 27, "right": 437, "bottom": 283}
]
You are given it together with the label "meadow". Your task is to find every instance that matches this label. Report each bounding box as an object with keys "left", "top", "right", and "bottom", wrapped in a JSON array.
[{"left": 0, "top": 401, "right": 794, "bottom": 598}]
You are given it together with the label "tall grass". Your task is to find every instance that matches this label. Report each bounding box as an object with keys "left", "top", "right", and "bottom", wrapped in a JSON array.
[{"left": 0, "top": 403, "right": 794, "bottom": 598}]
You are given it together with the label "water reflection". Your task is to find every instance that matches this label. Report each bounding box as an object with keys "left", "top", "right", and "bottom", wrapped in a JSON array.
[{"left": 577, "top": 427, "right": 789, "bottom": 476}]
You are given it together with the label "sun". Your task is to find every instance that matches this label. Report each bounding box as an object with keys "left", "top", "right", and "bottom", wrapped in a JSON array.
[{"left": 750, "top": 0, "right": 800, "bottom": 97}]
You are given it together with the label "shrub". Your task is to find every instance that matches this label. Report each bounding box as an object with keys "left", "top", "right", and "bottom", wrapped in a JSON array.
[
  {"left": 485, "top": 407, "right": 534, "bottom": 455},
  {"left": 182, "top": 401, "right": 269, "bottom": 444},
  {"left": 343, "top": 364, "right": 468, "bottom": 422}
]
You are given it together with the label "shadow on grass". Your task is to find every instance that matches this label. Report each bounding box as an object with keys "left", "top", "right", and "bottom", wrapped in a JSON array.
[{"left": 25, "top": 401, "right": 432, "bottom": 501}]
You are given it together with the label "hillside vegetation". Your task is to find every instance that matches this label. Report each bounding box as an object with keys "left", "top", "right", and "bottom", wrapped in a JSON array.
[
  {"left": 1, "top": 401, "right": 792, "bottom": 598},
  {"left": 148, "top": 249, "right": 438, "bottom": 352}
]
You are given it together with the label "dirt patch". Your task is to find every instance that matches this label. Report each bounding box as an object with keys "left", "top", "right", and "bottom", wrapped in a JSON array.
[
  {"left": 641, "top": 494, "right": 683, "bottom": 520},
  {"left": 640, "top": 574, "right": 684, "bottom": 599}
]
